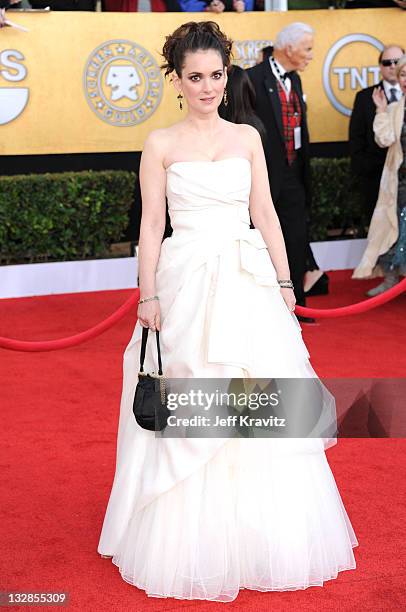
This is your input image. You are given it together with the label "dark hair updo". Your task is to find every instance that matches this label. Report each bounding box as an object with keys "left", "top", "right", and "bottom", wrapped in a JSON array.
[{"left": 161, "top": 21, "right": 233, "bottom": 78}]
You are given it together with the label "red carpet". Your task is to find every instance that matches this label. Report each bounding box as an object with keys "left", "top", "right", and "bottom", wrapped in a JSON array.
[{"left": 1, "top": 270, "right": 405, "bottom": 611}]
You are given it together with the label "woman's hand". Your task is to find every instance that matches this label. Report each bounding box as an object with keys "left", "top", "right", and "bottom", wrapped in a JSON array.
[
  {"left": 280, "top": 287, "right": 296, "bottom": 313},
  {"left": 138, "top": 300, "right": 161, "bottom": 332},
  {"left": 372, "top": 87, "right": 388, "bottom": 113}
]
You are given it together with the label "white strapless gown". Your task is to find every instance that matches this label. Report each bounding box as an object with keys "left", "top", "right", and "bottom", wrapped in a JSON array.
[{"left": 97, "top": 158, "right": 358, "bottom": 602}]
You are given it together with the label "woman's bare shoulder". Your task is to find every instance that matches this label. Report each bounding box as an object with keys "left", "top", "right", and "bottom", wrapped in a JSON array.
[
  {"left": 220, "top": 120, "right": 261, "bottom": 146},
  {"left": 230, "top": 123, "right": 262, "bottom": 159},
  {"left": 222, "top": 120, "right": 260, "bottom": 142},
  {"left": 236, "top": 122, "right": 262, "bottom": 141},
  {"left": 144, "top": 126, "right": 172, "bottom": 148},
  {"left": 143, "top": 123, "right": 184, "bottom": 159},
  {"left": 145, "top": 123, "right": 180, "bottom": 144}
]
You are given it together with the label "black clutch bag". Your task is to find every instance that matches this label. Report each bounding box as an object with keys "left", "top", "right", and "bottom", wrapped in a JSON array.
[{"left": 133, "top": 327, "right": 169, "bottom": 432}]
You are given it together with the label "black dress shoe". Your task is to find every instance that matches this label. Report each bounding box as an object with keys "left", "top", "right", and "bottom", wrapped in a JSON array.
[
  {"left": 296, "top": 314, "right": 316, "bottom": 324},
  {"left": 304, "top": 272, "right": 329, "bottom": 297}
]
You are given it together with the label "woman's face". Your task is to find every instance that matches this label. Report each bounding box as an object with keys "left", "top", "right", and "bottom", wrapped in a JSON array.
[
  {"left": 173, "top": 49, "right": 227, "bottom": 114},
  {"left": 398, "top": 66, "right": 406, "bottom": 95}
]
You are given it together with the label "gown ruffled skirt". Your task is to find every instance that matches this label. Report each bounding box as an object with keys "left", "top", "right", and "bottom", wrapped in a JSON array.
[{"left": 97, "top": 158, "right": 358, "bottom": 602}]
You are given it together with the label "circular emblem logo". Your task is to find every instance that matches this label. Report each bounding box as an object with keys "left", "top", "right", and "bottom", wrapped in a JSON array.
[
  {"left": 83, "top": 40, "right": 163, "bottom": 127},
  {"left": 0, "top": 49, "right": 29, "bottom": 125},
  {"left": 323, "top": 34, "right": 384, "bottom": 117}
]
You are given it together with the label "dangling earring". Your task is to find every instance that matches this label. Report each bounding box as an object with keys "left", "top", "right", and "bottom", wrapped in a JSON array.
[
  {"left": 223, "top": 88, "right": 228, "bottom": 107},
  {"left": 177, "top": 93, "right": 183, "bottom": 111}
]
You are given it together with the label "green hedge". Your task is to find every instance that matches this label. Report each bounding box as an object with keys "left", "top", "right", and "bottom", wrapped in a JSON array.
[
  {"left": 0, "top": 159, "right": 365, "bottom": 265},
  {"left": 309, "top": 157, "right": 365, "bottom": 241},
  {"left": 0, "top": 170, "right": 136, "bottom": 265}
]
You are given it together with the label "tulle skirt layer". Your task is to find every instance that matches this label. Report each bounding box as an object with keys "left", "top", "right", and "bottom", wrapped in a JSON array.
[{"left": 110, "top": 437, "right": 358, "bottom": 602}]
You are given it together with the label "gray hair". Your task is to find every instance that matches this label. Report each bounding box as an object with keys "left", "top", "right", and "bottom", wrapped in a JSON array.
[
  {"left": 274, "top": 22, "right": 314, "bottom": 50},
  {"left": 396, "top": 54, "right": 406, "bottom": 77}
]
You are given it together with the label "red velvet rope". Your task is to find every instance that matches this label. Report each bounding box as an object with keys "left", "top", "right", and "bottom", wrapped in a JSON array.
[
  {"left": 0, "top": 289, "right": 140, "bottom": 352},
  {"left": 295, "top": 276, "right": 406, "bottom": 318},
  {"left": 0, "top": 278, "right": 404, "bottom": 352}
]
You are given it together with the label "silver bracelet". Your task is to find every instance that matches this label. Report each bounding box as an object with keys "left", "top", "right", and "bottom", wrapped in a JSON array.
[
  {"left": 138, "top": 295, "right": 159, "bottom": 305},
  {"left": 277, "top": 279, "right": 294, "bottom": 289}
]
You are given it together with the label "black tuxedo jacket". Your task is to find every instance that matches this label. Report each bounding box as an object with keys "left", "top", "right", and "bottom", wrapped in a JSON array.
[
  {"left": 349, "top": 81, "right": 388, "bottom": 178},
  {"left": 247, "top": 59, "right": 312, "bottom": 207}
]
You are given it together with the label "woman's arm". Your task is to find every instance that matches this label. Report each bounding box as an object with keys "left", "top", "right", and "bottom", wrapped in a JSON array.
[
  {"left": 374, "top": 110, "right": 397, "bottom": 149},
  {"left": 247, "top": 125, "right": 290, "bottom": 279},
  {"left": 244, "top": 125, "right": 295, "bottom": 310},
  {"left": 137, "top": 130, "right": 167, "bottom": 330}
]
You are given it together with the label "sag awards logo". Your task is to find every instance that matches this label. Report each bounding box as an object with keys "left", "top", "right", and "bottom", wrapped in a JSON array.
[
  {"left": 0, "top": 49, "right": 29, "bottom": 125},
  {"left": 323, "top": 34, "right": 384, "bottom": 117},
  {"left": 233, "top": 40, "right": 273, "bottom": 69},
  {"left": 83, "top": 40, "right": 163, "bottom": 127}
]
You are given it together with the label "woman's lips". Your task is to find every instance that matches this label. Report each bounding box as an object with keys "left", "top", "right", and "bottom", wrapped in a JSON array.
[{"left": 200, "top": 97, "right": 215, "bottom": 103}]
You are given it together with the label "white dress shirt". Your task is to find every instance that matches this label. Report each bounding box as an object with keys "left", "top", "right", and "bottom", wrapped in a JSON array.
[{"left": 269, "top": 56, "right": 291, "bottom": 99}]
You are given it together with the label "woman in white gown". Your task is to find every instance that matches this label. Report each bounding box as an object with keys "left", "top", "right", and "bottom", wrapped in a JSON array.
[{"left": 97, "top": 21, "right": 358, "bottom": 602}]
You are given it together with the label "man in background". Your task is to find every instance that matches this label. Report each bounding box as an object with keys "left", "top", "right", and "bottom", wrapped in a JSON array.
[
  {"left": 247, "top": 22, "right": 318, "bottom": 323},
  {"left": 349, "top": 44, "right": 404, "bottom": 220}
]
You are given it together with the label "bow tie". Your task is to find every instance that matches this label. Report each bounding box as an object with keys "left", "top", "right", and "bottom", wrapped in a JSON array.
[{"left": 281, "top": 72, "right": 292, "bottom": 82}]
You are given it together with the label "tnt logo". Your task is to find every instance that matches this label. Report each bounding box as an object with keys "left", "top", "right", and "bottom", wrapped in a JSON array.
[
  {"left": 323, "top": 34, "right": 384, "bottom": 117},
  {"left": 0, "top": 49, "right": 29, "bottom": 125}
]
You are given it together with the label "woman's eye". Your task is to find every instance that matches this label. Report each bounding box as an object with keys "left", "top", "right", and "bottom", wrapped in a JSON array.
[{"left": 189, "top": 73, "right": 222, "bottom": 82}]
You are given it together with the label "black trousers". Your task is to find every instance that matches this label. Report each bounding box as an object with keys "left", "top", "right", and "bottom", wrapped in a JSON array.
[{"left": 273, "top": 161, "right": 307, "bottom": 306}]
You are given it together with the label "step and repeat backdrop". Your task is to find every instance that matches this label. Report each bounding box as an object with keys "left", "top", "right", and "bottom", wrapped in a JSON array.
[{"left": 0, "top": 9, "right": 403, "bottom": 155}]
